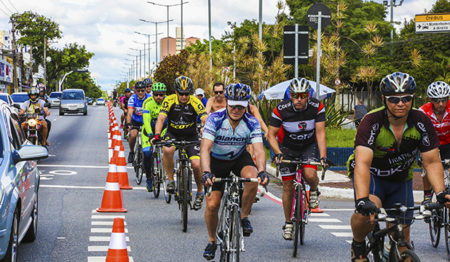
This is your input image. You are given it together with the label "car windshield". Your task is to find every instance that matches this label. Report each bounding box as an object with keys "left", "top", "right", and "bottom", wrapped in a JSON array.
[
  {"left": 62, "top": 92, "right": 84, "bottom": 100},
  {"left": 50, "top": 93, "right": 62, "bottom": 98},
  {"left": 0, "top": 95, "right": 8, "bottom": 103},
  {"left": 11, "top": 93, "right": 29, "bottom": 102},
  {"left": 97, "top": 98, "right": 104, "bottom": 101}
]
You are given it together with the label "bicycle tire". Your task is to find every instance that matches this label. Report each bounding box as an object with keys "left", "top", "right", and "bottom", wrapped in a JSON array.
[
  {"left": 445, "top": 207, "right": 450, "bottom": 259},
  {"left": 152, "top": 153, "right": 161, "bottom": 198},
  {"left": 134, "top": 147, "right": 144, "bottom": 185},
  {"left": 367, "top": 223, "right": 385, "bottom": 262},
  {"left": 229, "top": 205, "right": 240, "bottom": 262},
  {"left": 400, "top": 249, "right": 421, "bottom": 262},
  {"left": 293, "top": 188, "right": 301, "bottom": 257},
  {"left": 429, "top": 207, "right": 442, "bottom": 248},
  {"left": 181, "top": 166, "right": 189, "bottom": 232},
  {"left": 300, "top": 189, "right": 307, "bottom": 245}
]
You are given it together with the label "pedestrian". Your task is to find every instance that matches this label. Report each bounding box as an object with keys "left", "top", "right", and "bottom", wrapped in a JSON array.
[
  {"left": 354, "top": 98, "right": 367, "bottom": 128},
  {"left": 195, "top": 88, "right": 207, "bottom": 107}
]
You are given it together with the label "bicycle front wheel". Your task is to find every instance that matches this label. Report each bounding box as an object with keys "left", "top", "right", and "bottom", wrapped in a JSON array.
[
  {"left": 181, "top": 167, "right": 189, "bottom": 232},
  {"left": 152, "top": 153, "right": 161, "bottom": 198},
  {"left": 300, "top": 189, "right": 307, "bottom": 245},
  {"left": 429, "top": 207, "right": 442, "bottom": 248},
  {"left": 400, "top": 249, "right": 421, "bottom": 262},
  {"left": 445, "top": 207, "right": 450, "bottom": 259},
  {"left": 134, "top": 147, "right": 144, "bottom": 185},
  {"left": 292, "top": 188, "right": 301, "bottom": 257},
  {"left": 229, "top": 205, "right": 241, "bottom": 262}
]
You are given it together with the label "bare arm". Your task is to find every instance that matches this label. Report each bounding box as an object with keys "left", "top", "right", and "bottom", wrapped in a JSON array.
[
  {"left": 315, "top": 121, "right": 327, "bottom": 160},
  {"left": 154, "top": 113, "right": 167, "bottom": 135},
  {"left": 44, "top": 107, "right": 50, "bottom": 117},
  {"left": 250, "top": 105, "right": 269, "bottom": 134},
  {"left": 126, "top": 108, "right": 134, "bottom": 124},
  {"left": 205, "top": 98, "right": 213, "bottom": 114},
  {"left": 267, "top": 125, "right": 281, "bottom": 155},
  {"left": 421, "top": 148, "right": 445, "bottom": 193},
  {"left": 200, "top": 138, "right": 214, "bottom": 173},
  {"left": 252, "top": 142, "right": 266, "bottom": 173},
  {"left": 353, "top": 146, "right": 373, "bottom": 200}
]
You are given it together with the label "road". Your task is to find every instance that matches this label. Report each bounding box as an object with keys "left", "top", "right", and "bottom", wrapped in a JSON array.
[{"left": 17, "top": 105, "right": 449, "bottom": 262}]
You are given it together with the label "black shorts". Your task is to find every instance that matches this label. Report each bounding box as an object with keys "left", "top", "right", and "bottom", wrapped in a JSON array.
[
  {"left": 130, "top": 120, "right": 143, "bottom": 131},
  {"left": 210, "top": 150, "right": 256, "bottom": 192},
  {"left": 279, "top": 142, "right": 319, "bottom": 181},
  {"left": 164, "top": 131, "right": 200, "bottom": 160},
  {"left": 440, "top": 144, "right": 450, "bottom": 160}
]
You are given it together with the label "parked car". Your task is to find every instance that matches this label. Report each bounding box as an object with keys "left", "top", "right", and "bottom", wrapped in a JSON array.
[
  {"left": 48, "top": 92, "right": 62, "bottom": 108},
  {"left": 0, "top": 101, "right": 48, "bottom": 261},
  {"left": 0, "top": 93, "right": 19, "bottom": 114},
  {"left": 96, "top": 98, "right": 105, "bottom": 106},
  {"left": 86, "top": 97, "right": 93, "bottom": 105},
  {"left": 10, "top": 92, "right": 29, "bottom": 108},
  {"left": 59, "top": 89, "right": 88, "bottom": 116}
]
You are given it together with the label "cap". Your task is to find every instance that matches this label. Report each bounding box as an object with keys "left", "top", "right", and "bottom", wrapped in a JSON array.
[
  {"left": 194, "top": 88, "right": 205, "bottom": 96},
  {"left": 227, "top": 100, "right": 248, "bottom": 107}
]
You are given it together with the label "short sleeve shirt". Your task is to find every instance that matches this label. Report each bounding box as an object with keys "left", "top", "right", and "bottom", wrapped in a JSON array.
[
  {"left": 128, "top": 93, "right": 151, "bottom": 123},
  {"left": 21, "top": 100, "right": 46, "bottom": 120}
]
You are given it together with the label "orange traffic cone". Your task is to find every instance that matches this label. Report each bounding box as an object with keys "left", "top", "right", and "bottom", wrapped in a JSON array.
[
  {"left": 97, "top": 169, "right": 127, "bottom": 213},
  {"left": 106, "top": 218, "right": 129, "bottom": 262},
  {"left": 116, "top": 144, "right": 132, "bottom": 190},
  {"left": 307, "top": 190, "right": 324, "bottom": 213}
]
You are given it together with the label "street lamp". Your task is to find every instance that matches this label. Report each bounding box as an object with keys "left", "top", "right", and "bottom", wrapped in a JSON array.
[
  {"left": 140, "top": 18, "right": 174, "bottom": 64},
  {"left": 135, "top": 31, "right": 162, "bottom": 75},
  {"left": 133, "top": 41, "right": 147, "bottom": 76},
  {"left": 58, "top": 69, "right": 88, "bottom": 92},
  {"left": 130, "top": 48, "right": 141, "bottom": 79}
]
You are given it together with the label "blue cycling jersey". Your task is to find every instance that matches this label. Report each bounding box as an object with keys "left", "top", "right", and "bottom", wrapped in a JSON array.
[
  {"left": 202, "top": 110, "right": 262, "bottom": 160},
  {"left": 128, "top": 93, "right": 151, "bottom": 123}
]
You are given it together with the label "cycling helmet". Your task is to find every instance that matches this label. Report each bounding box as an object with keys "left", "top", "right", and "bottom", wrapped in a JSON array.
[
  {"left": 380, "top": 72, "right": 416, "bottom": 96},
  {"left": 124, "top": 88, "right": 132, "bottom": 92},
  {"left": 194, "top": 88, "right": 205, "bottom": 96},
  {"left": 225, "top": 83, "right": 251, "bottom": 106},
  {"left": 143, "top": 78, "right": 153, "bottom": 87},
  {"left": 28, "top": 87, "right": 39, "bottom": 102},
  {"left": 289, "top": 77, "right": 311, "bottom": 93},
  {"left": 135, "top": 81, "right": 145, "bottom": 89},
  {"left": 174, "top": 76, "right": 194, "bottom": 93},
  {"left": 152, "top": 82, "right": 167, "bottom": 92},
  {"left": 427, "top": 81, "right": 450, "bottom": 99}
]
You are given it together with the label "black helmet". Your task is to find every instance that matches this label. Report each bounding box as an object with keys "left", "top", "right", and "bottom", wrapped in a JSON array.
[
  {"left": 380, "top": 72, "right": 416, "bottom": 96},
  {"left": 143, "top": 78, "right": 153, "bottom": 87},
  {"left": 174, "top": 76, "right": 194, "bottom": 93},
  {"left": 135, "top": 81, "right": 145, "bottom": 89}
]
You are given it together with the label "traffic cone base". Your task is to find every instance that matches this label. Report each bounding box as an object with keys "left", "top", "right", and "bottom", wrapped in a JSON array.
[
  {"left": 97, "top": 173, "right": 127, "bottom": 213},
  {"left": 106, "top": 218, "right": 129, "bottom": 262}
]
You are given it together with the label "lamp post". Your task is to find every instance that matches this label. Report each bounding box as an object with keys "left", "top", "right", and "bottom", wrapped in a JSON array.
[
  {"left": 140, "top": 19, "right": 173, "bottom": 64},
  {"left": 135, "top": 31, "right": 162, "bottom": 75},
  {"left": 133, "top": 41, "right": 147, "bottom": 76},
  {"left": 58, "top": 69, "right": 88, "bottom": 92},
  {"left": 208, "top": 0, "right": 212, "bottom": 71},
  {"left": 130, "top": 48, "right": 141, "bottom": 79}
]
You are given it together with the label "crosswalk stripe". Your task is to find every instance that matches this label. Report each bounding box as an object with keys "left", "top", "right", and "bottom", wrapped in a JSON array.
[
  {"left": 309, "top": 218, "right": 341, "bottom": 223},
  {"left": 91, "top": 228, "right": 129, "bottom": 233},
  {"left": 89, "top": 236, "right": 130, "bottom": 242},
  {"left": 319, "top": 225, "right": 351, "bottom": 230},
  {"left": 88, "top": 246, "right": 131, "bottom": 252},
  {"left": 331, "top": 232, "right": 353, "bottom": 237},
  {"left": 88, "top": 257, "right": 134, "bottom": 262},
  {"left": 91, "top": 221, "right": 127, "bottom": 226},
  {"left": 91, "top": 215, "right": 125, "bottom": 219},
  {"left": 310, "top": 213, "right": 330, "bottom": 217}
]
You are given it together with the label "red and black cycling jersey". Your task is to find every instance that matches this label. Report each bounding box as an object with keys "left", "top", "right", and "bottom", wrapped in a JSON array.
[{"left": 269, "top": 98, "right": 325, "bottom": 150}]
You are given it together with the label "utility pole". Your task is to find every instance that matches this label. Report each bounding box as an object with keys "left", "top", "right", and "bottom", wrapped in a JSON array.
[
  {"left": 10, "top": 17, "right": 18, "bottom": 92},
  {"left": 208, "top": 0, "right": 212, "bottom": 71},
  {"left": 43, "top": 36, "right": 47, "bottom": 85},
  {"left": 259, "top": 0, "right": 262, "bottom": 41},
  {"left": 140, "top": 19, "right": 173, "bottom": 64},
  {"left": 384, "top": 0, "right": 404, "bottom": 53},
  {"left": 135, "top": 31, "right": 162, "bottom": 74}
]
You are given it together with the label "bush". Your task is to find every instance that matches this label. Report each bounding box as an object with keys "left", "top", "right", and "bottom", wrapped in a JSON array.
[{"left": 326, "top": 128, "right": 356, "bottom": 147}]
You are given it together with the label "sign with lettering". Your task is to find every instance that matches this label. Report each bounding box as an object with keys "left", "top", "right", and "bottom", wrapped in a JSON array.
[{"left": 415, "top": 13, "right": 450, "bottom": 33}]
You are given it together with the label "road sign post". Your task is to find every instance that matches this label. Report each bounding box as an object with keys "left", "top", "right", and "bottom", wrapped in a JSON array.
[
  {"left": 283, "top": 25, "right": 309, "bottom": 78},
  {"left": 415, "top": 13, "right": 450, "bottom": 33}
]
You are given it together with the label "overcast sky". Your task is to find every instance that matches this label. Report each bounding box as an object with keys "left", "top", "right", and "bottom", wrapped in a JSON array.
[{"left": 0, "top": 0, "right": 435, "bottom": 91}]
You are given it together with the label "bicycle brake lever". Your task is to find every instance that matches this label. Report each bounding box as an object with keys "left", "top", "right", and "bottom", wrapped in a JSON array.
[{"left": 206, "top": 185, "right": 212, "bottom": 197}]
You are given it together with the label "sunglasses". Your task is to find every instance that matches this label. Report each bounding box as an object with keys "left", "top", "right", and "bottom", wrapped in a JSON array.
[
  {"left": 178, "top": 92, "right": 190, "bottom": 97},
  {"left": 214, "top": 91, "right": 224, "bottom": 95},
  {"left": 136, "top": 89, "right": 146, "bottom": 93},
  {"left": 153, "top": 93, "right": 165, "bottom": 97},
  {"left": 431, "top": 97, "right": 448, "bottom": 103},
  {"left": 290, "top": 92, "right": 309, "bottom": 99},
  {"left": 229, "top": 105, "right": 245, "bottom": 110},
  {"left": 385, "top": 95, "right": 414, "bottom": 104},
  {"left": 197, "top": 94, "right": 204, "bottom": 97}
]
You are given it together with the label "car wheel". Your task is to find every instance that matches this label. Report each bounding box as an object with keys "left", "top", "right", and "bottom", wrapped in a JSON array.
[
  {"left": 83, "top": 110, "right": 87, "bottom": 116},
  {"left": 1, "top": 208, "right": 19, "bottom": 262},
  {"left": 59, "top": 110, "right": 63, "bottom": 116},
  {"left": 23, "top": 194, "right": 38, "bottom": 242}
]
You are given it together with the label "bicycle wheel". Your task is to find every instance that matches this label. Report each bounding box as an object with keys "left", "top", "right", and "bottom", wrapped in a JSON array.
[
  {"left": 445, "top": 207, "right": 450, "bottom": 259},
  {"left": 152, "top": 152, "right": 161, "bottom": 198},
  {"left": 229, "top": 205, "right": 241, "bottom": 262},
  {"left": 367, "top": 224, "right": 385, "bottom": 262},
  {"left": 181, "top": 166, "right": 189, "bottom": 232},
  {"left": 429, "top": 207, "right": 442, "bottom": 248},
  {"left": 292, "top": 188, "right": 301, "bottom": 257},
  {"left": 400, "top": 249, "right": 420, "bottom": 262},
  {"left": 300, "top": 189, "right": 307, "bottom": 245},
  {"left": 134, "top": 146, "right": 144, "bottom": 185}
]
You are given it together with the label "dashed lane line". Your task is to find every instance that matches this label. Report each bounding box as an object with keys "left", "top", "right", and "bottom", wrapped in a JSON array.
[
  {"left": 40, "top": 184, "right": 147, "bottom": 190},
  {"left": 309, "top": 218, "right": 342, "bottom": 223},
  {"left": 38, "top": 164, "right": 133, "bottom": 169},
  {"left": 319, "top": 225, "right": 351, "bottom": 230},
  {"left": 309, "top": 213, "right": 330, "bottom": 217}
]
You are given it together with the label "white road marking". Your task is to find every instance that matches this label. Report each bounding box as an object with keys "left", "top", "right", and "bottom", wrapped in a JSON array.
[
  {"left": 49, "top": 170, "right": 77, "bottom": 176},
  {"left": 309, "top": 218, "right": 342, "bottom": 223},
  {"left": 91, "top": 228, "right": 128, "bottom": 233},
  {"left": 38, "top": 164, "right": 133, "bottom": 169},
  {"left": 319, "top": 225, "right": 351, "bottom": 230},
  {"left": 91, "top": 221, "right": 127, "bottom": 226},
  {"left": 40, "top": 184, "right": 146, "bottom": 190},
  {"left": 88, "top": 246, "right": 131, "bottom": 252},
  {"left": 88, "top": 257, "right": 134, "bottom": 262},
  {"left": 91, "top": 215, "right": 125, "bottom": 219},
  {"left": 346, "top": 240, "right": 352, "bottom": 244},
  {"left": 331, "top": 232, "right": 353, "bottom": 237},
  {"left": 321, "top": 208, "right": 354, "bottom": 212},
  {"left": 40, "top": 177, "right": 53, "bottom": 181},
  {"left": 89, "top": 236, "right": 130, "bottom": 242},
  {"left": 310, "top": 213, "right": 330, "bottom": 217}
]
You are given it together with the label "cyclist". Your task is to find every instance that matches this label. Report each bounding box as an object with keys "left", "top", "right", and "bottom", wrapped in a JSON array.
[
  {"left": 152, "top": 76, "right": 207, "bottom": 210},
  {"left": 195, "top": 88, "right": 207, "bottom": 107},
  {"left": 267, "top": 77, "right": 327, "bottom": 240},
  {"left": 205, "top": 82, "right": 226, "bottom": 114},
  {"left": 143, "top": 78, "right": 153, "bottom": 95},
  {"left": 142, "top": 82, "right": 168, "bottom": 192},
  {"left": 126, "top": 81, "right": 151, "bottom": 163},
  {"left": 347, "top": 72, "right": 450, "bottom": 262},
  {"left": 419, "top": 81, "right": 450, "bottom": 204},
  {"left": 201, "top": 83, "right": 269, "bottom": 260},
  {"left": 120, "top": 88, "right": 132, "bottom": 137},
  {"left": 20, "top": 87, "right": 50, "bottom": 146}
]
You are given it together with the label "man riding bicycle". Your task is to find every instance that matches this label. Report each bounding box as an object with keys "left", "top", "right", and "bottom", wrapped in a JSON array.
[
  {"left": 419, "top": 81, "right": 450, "bottom": 204},
  {"left": 120, "top": 88, "right": 132, "bottom": 137},
  {"left": 142, "top": 82, "right": 167, "bottom": 192},
  {"left": 20, "top": 87, "right": 50, "bottom": 146},
  {"left": 267, "top": 77, "right": 327, "bottom": 241},
  {"left": 348, "top": 72, "right": 450, "bottom": 262},
  {"left": 143, "top": 78, "right": 153, "bottom": 95},
  {"left": 126, "top": 81, "right": 151, "bottom": 163},
  {"left": 152, "top": 76, "right": 207, "bottom": 210},
  {"left": 200, "top": 83, "right": 269, "bottom": 260}
]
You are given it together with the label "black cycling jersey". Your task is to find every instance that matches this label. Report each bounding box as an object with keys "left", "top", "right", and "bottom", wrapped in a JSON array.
[{"left": 269, "top": 98, "right": 325, "bottom": 150}]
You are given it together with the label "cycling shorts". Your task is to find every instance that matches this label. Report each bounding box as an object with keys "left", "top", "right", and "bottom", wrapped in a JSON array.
[
  {"left": 164, "top": 131, "right": 200, "bottom": 160},
  {"left": 210, "top": 150, "right": 256, "bottom": 192},
  {"left": 440, "top": 143, "right": 450, "bottom": 160},
  {"left": 351, "top": 174, "right": 414, "bottom": 225},
  {"left": 130, "top": 119, "right": 143, "bottom": 131},
  {"left": 279, "top": 142, "right": 319, "bottom": 181}
]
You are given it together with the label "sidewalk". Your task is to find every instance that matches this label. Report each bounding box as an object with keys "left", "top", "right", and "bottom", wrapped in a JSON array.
[{"left": 266, "top": 164, "right": 425, "bottom": 202}]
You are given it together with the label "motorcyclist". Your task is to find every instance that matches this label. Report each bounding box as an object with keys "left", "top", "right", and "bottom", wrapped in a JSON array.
[
  {"left": 20, "top": 87, "right": 50, "bottom": 146},
  {"left": 37, "top": 83, "right": 51, "bottom": 140}
]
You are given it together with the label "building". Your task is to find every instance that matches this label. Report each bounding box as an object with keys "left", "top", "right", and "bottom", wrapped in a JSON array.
[
  {"left": 185, "top": 37, "right": 200, "bottom": 47},
  {"left": 160, "top": 37, "right": 176, "bottom": 60}
]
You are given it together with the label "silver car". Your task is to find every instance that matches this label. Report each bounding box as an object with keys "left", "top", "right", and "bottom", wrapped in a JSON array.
[
  {"left": 59, "top": 89, "right": 88, "bottom": 116},
  {"left": 48, "top": 92, "right": 62, "bottom": 108}
]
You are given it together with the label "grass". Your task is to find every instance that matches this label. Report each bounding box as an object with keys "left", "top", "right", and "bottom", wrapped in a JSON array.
[{"left": 326, "top": 128, "right": 356, "bottom": 148}]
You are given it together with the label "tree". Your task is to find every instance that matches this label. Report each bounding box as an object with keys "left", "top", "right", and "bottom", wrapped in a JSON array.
[{"left": 153, "top": 50, "right": 189, "bottom": 93}]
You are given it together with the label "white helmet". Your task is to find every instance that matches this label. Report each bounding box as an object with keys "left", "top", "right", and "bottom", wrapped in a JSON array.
[
  {"left": 427, "top": 81, "right": 449, "bottom": 99},
  {"left": 289, "top": 77, "right": 311, "bottom": 93},
  {"left": 194, "top": 88, "right": 205, "bottom": 96}
]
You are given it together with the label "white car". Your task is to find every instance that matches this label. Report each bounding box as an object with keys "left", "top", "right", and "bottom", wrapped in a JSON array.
[
  {"left": 96, "top": 98, "right": 106, "bottom": 105},
  {"left": 48, "top": 92, "right": 62, "bottom": 108}
]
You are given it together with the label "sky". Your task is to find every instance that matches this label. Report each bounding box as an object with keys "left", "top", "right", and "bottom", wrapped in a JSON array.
[{"left": 0, "top": 0, "right": 436, "bottom": 91}]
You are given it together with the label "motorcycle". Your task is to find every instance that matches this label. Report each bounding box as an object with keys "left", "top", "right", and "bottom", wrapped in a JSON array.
[{"left": 23, "top": 109, "right": 44, "bottom": 145}]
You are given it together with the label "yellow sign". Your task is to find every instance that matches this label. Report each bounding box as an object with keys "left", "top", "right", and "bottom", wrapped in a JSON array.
[{"left": 415, "top": 13, "right": 450, "bottom": 22}]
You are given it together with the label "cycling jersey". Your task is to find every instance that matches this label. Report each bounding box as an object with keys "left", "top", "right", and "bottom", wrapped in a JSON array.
[
  {"left": 269, "top": 98, "right": 325, "bottom": 150},
  {"left": 121, "top": 96, "right": 130, "bottom": 109},
  {"left": 159, "top": 94, "right": 207, "bottom": 138},
  {"left": 419, "top": 101, "right": 450, "bottom": 146},
  {"left": 203, "top": 110, "right": 262, "bottom": 160},
  {"left": 128, "top": 93, "right": 150, "bottom": 123},
  {"left": 347, "top": 107, "right": 440, "bottom": 182}
]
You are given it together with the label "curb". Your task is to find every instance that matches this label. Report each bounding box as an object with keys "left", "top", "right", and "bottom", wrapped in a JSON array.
[{"left": 265, "top": 164, "right": 425, "bottom": 203}]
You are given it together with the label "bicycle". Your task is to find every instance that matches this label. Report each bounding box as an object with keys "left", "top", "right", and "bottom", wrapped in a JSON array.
[
  {"left": 366, "top": 203, "right": 438, "bottom": 262},
  {"left": 133, "top": 126, "right": 144, "bottom": 185},
  {"left": 208, "top": 174, "right": 258, "bottom": 262},
  {"left": 277, "top": 159, "right": 331, "bottom": 257},
  {"left": 151, "top": 141, "right": 171, "bottom": 203},
  {"left": 440, "top": 159, "right": 450, "bottom": 258},
  {"left": 162, "top": 139, "right": 200, "bottom": 232}
]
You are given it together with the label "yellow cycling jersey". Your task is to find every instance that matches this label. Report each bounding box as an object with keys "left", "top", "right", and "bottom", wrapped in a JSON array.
[{"left": 159, "top": 94, "right": 207, "bottom": 138}]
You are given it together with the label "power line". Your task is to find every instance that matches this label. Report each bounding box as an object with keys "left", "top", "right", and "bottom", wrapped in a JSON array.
[
  {"left": 0, "top": 6, "right": 10, "bottom": 17},
  {"left": 0, "top": 0, "right": 12, "bottom": 14},
  {"left": 6, "top": 0, "right": 18, "bottom": 13}
]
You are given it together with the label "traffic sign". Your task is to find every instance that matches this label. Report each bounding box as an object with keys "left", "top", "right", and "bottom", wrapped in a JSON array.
[
  {"left": 415, "top": 13, "right": 450, "bottom": 33},
  {"left": 283, "top": 25, "right": 309, "bottom": 65},
  {"left": 307, "top": 3, "right": 331, "bottom": 29}
]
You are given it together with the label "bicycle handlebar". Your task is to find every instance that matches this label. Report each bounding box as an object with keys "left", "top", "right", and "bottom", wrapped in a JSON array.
[
  {"left": 375, "top": 203, "right": 443, "bottom": 222},
  {"left": 160, "top": 139, "right": 200, "bottom": 147},
  {"left": 278, "top": 159, "right": 334, "bottom": 180},
  {"left": 206, "top": 177, "right": 259, "bottom": 197}
]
